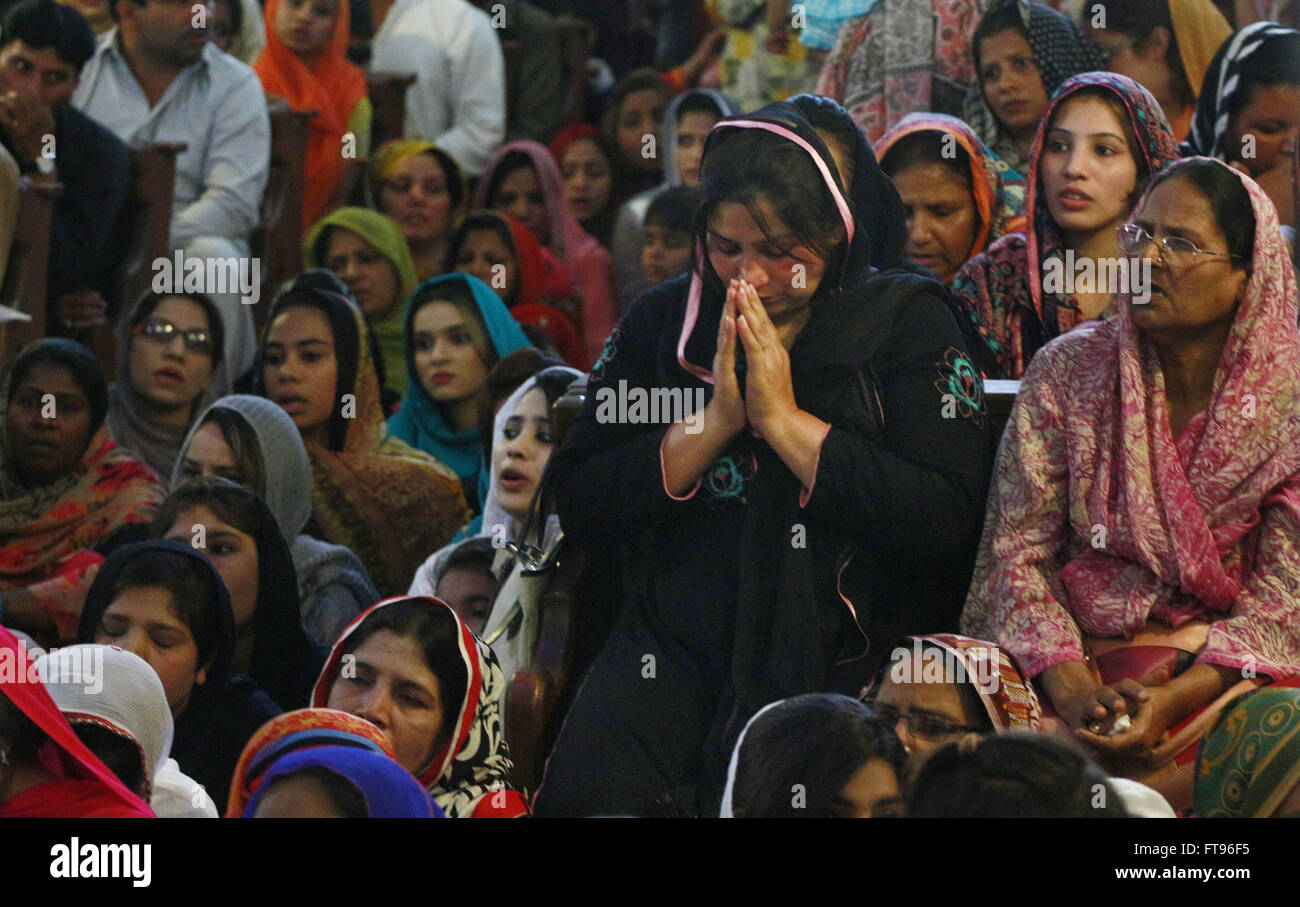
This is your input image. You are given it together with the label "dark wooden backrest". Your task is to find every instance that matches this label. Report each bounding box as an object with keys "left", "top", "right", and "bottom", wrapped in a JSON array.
[
  {"left": 503, "top": 374, "right": 588, "bottom": 793},
  {"left": 252, "top": 95, "right": 315, "bottom": 331},
  {"left": 984, "top": 379, "right": 1020, "bottom": 460},
  {"left": 366, "top": 72, "right": 417, "bottom": 150},
  {"left": 115, "top": 142, "right": 185, "bottom": 314},
  {"left": 0, "top": 177, "right": 61, "bottom": 360},
  {"left": 500, "top": 39, "right": 524, "bottom": 132},
  {"left": 555, "top": 17, "right": 592, "bottom": 127}
]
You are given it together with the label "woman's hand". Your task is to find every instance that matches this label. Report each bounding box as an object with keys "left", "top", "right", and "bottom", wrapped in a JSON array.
[
  {"left": 734, "top": 279, "right": 798, "bottom": 436},
  {"left": 708, "top": 280, "right": 748, "bottom": 436},
  {"left": 1080, "top": 684, "right": 1174, "bottom": 769},
  {"left": 1057, "top": 677, "right": 1148, "bottom": 736}
]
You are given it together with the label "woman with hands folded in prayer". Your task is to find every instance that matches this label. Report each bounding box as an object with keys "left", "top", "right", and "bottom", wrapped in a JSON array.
[{"left": 532, "top": 100, "right": 991, "bottom": 818}]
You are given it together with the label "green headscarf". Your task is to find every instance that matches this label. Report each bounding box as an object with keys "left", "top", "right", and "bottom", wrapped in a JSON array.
[
  {"left": 1194, "top": 687, "right": 1300, "bottom": 818},
  {"left": 304, "top": 207, "right": 418, "bottom": 395}
]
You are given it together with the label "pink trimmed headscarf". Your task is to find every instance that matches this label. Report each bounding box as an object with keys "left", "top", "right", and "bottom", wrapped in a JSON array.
[
  {"left": 471, "top": 140, "right": 603, "bottom": 272},
  {"left": 673, "top": 117, "right": 856, "bottom": 385},
  {"left": 966, "top": 160, "right": 1300, "bottom": 680}
]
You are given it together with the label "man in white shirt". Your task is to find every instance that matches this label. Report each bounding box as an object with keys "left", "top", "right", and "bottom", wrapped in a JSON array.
[
  {"left": 73, "top": 0, "right": 269, "bottom": 382},
  {"left": 370, "top": 0, "right": 505, "bottom": 178}
]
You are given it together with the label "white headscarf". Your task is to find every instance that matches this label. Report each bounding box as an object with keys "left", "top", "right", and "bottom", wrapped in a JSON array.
[
  {"left": 35, "top": 644, "right": 218, "bottom": 817},
  {"left": 718, "top": 700, "right": 784, "bottom": 818},
  {"left": 408, "top": 366, "right": 581, "bottom": 597}
]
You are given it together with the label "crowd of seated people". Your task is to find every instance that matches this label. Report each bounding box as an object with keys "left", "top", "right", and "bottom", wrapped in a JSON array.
[{"left": 1, "top": 0, "right": 1299, "bottom": 821}]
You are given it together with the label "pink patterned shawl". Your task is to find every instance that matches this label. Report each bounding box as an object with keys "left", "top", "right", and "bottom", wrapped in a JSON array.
[
  {"left": 962, "top": 162, "right": 1300, "bottom": 681},
  {"left": 815, "top": 0, "right": 988, "bottom": 144}
]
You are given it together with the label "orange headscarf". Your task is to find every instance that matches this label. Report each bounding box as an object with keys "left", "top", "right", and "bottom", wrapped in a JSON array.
[{"left": 255, "top": 0, "right": 368, "bottom": 231}]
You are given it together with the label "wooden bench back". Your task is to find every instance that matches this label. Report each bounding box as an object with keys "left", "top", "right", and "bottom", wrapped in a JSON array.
[
  {"left": 366, "top": 71, "right": 417, "bottom": 151},
  {"left": 252, "top": 96, "right": 315, "bottom": 330},
  {"left": 0, "top": 177, "right": 61, "bottom": 362}
]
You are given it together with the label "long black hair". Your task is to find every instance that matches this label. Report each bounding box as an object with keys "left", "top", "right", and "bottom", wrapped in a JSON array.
[
  {"left": 728, "top": 693, "right": 906, "bottom": 818},
  {"left": 255, "top": 281, "right": 362, "bottom": 452}
]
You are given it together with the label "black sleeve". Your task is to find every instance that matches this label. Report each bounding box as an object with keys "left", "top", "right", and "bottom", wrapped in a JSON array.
[
  {"left": 46, "top": 114, "right": 132, "bottom": 303},
  {"left": 802, "top": 284, "right": 992, "bottom": 560},
  {"left": 548, "top": 287, "right": 699, "bottom": 543}
]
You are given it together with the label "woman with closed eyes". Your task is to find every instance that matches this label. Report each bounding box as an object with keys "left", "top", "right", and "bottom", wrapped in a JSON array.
[
  {"left": 532, "top": 101, "right": 990, "bottom": 817},
  {"left": 77, "top": 539, "right": 283, "bottom": 801}
]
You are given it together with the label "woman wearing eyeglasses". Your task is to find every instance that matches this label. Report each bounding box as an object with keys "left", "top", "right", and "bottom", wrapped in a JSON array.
[
  {"left": 950, "top": 73, "right": 1182, "bottom": 379},
  {"left": 106, "top": 291, "right": 229, "bottom": 480},
  {"left": 962, "top": 157, "right": 1300, "bottom": 809},
  {"left": 0, "top": 340, "right": 164, "bottom": 646},
  {"left": 862, "top": 634, "right": 1041, "bottom": 759}
]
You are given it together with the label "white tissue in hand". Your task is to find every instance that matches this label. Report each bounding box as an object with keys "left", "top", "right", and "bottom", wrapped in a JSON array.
[{"left": 1109, "top": 714, "right": 1132, "bottom": 736}]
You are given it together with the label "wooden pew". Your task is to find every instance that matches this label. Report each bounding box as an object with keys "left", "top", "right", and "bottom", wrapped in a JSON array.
[
  {"left": 366, "top": 71, "right": 417, "bottom": 150},
  {"left": 115, "top": 143, "right": 185, "bottom": 312},
  {"left": 252, "top": 96, "right": 315, "bottom": 329},
  {"left": 984, "top": 379, "right": 1020, "bottom": 460},
  {"left": 82, "top": 142, "right": 187, "bottom": 382},
  {"left": 500, "top": 39, "right": 524, "bottom": 136},
  {"left": 503, "top": 374, "right": 587, "bottom": 793},
  {"left": 556, "top": 16, "right": 592, "bottom": 127},
  {"left": 0, "top": 178, "right": 61, "bottom": 359}
]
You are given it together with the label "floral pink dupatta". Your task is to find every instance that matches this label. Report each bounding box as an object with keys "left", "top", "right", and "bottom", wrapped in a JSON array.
[{"left": 1059, "top": 163, "right": 1300, "bottom": 677}]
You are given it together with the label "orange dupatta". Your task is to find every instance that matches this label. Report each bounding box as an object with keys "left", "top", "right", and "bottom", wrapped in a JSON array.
[{"left": 254, "top": 0, "right": 368, "bottom": 230}]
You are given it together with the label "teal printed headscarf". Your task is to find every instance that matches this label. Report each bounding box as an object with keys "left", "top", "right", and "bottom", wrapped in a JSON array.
[
  {"left": 1194, "top": 687, "right": 1300, "bottom": 818},
  {"left": 386, "top": 274, "right": 532, "bottom": 501}
]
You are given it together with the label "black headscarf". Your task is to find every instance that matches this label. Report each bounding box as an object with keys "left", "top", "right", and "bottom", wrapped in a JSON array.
[
  {"left": 232, "top": 485, "right": 326, "bottom": 709},
  {"left": 77, "top": 539, "right": 282, "bottom": 800},
  {"left": 253, "top": 282, "right": 362, "bottom": 452},
  {"left": 1184, "top": 22, "right": 1300, "bottom": 159},
  {"left": 154, "top": 477, "right": 326, "bottom": 710},
  {"left": 555, "top": 102, "right": 990, "bottom": 785},
  {"left": 784, "top": 94, "right": 908, "bottom": 272}
]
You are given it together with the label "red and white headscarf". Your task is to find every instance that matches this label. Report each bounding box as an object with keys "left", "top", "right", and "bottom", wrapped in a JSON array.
[{"left": 312, "top": 596, "right": 528, "bottom": 817}]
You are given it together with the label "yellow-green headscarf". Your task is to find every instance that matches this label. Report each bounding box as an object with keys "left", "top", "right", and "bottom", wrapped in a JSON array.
[{"left": 304, "top": 206, "right": 417, "bottom": 395}]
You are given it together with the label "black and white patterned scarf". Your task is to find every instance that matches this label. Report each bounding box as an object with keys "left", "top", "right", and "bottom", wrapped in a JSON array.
[{"left": 1185, "top": 21, "right": 1300, "bottom": 159}]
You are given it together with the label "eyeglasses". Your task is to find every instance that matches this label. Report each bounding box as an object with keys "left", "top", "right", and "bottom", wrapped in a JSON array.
[
  {"left": 131, "top": 319, "right": 215, "bottom": 355},
  {"left": 868, "top": 702, "right": 986, "bottom": 740},
  {"left": 1116, "top": 223, "right": 1243, "bottom": 266}
]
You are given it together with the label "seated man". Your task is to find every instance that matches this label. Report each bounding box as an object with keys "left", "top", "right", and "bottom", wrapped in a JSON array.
[
  {"left": 467, "top": 0, "right": 563, "bottom": 145},
  {"left": 73, "top": 0, "right": 269, "bottom": 383},
  {"left": 369, "top": 0, "right": 504, "bottom": 178},
  {"left": 0, "top": 0, "right": 131, "bottom": 334}
]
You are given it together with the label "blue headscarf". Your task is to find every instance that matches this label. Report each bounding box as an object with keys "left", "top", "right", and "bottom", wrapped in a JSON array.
[
  {"left": 243, "top": 745, "right": 444, "bottom": 818},
  {"left": 386, "top": 273, "right": 532, "bottom": 498}
]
